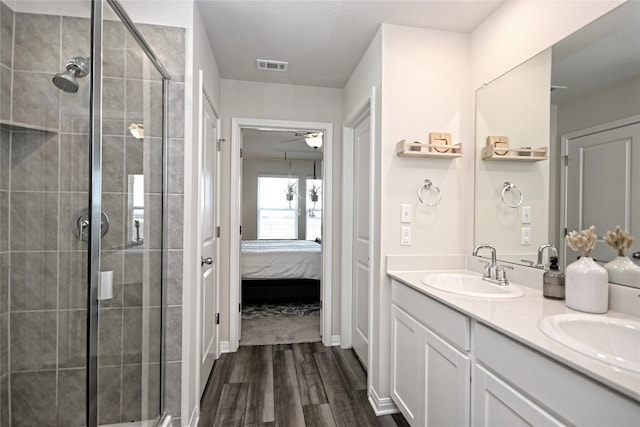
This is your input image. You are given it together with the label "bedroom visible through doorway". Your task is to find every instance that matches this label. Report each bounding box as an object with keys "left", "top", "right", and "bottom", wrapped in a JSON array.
[{"left": 239, "top": 126, "right": 325, "bottom": 346}]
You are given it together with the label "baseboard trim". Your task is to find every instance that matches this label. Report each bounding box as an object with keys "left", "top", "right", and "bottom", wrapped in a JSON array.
[
  {"left": 369, "top": 387, "right": 399, "bottom": 416},
  {"left": 331, "top": 335, "right": 341, "bottom": 346},
  {"left": 220, "top": 340, "right": 231, "bottom": 353}
]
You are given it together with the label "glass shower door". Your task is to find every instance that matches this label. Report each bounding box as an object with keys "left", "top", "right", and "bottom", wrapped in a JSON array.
[{"left": 96, "top": 2, "right": 168, "bottom": 425}]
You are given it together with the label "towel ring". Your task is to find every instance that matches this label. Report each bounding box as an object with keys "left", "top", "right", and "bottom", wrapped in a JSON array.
[
  {"left": 501, "top": 181, "right": 523, "bottom": 208},
  {"left": 417, "top": 179, "right": 442, "bottom": 206}
]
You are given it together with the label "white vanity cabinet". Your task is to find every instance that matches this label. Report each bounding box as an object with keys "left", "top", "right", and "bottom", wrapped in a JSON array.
[
  {"left": 389, "top": 277, "right": 640, "bottom": 427},
  {"left": 391, "top": 280, "right": 471, "bottom": 427},
  {"left": 473, "top": 364, "right": 563, "bottom": 426},
  {"left": 473, "top": 323, "right": 640, "bottom": 426}
]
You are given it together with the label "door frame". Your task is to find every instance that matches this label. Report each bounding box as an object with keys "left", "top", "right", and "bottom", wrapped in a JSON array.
[
  {"left": 559, "top": 114, "right": 640, "bottom": 268},
  {"left": 341, "top": 88, "right": 376, "bottom": 368},
  {"left": 229, "top": 117, "right": 334, "bottom": 351},
  {"left": 194, "top": 70, "right": 221, "bottom": 397}
]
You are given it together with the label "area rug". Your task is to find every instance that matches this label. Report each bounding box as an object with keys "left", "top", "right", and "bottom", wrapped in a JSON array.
[
  {"left": 242, "top": 302, "right": 320, "bottom": 319},
  {"left": 240, "top": 315, "right": 321, "bottom": 346}
]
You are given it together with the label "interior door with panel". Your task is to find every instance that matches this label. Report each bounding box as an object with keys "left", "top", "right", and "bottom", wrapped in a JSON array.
[
  {"left": 352, "top": 115, "right": 371, "bottom": 368},
  {"left": 565, "top": 122, "right": 639, "bottom": 266},
  {"left": 198, "top": 85, "right": 220, "bottom": 395}
]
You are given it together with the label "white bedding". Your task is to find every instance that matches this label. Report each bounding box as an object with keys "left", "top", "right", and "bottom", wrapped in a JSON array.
[{"left": 241, "top": 240, "right": 321, "bottom": 280}]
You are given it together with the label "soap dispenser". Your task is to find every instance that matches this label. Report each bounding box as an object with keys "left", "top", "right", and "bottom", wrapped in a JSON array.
[{"left": 543, "top": 256, "right": 565, "bottom": 299}]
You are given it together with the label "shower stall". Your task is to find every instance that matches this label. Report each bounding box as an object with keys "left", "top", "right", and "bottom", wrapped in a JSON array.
[{"left": 0, "top": 0, "right": 184, "bottom": 425}]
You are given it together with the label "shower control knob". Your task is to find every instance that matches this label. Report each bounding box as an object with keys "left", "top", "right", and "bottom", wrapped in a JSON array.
[{"left": 201, "top": 257, "right": 214, "bottom": 266}]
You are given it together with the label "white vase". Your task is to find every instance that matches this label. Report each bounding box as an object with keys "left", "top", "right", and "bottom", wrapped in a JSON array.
[
  {"left": 565, "top": 257, "right": 609, "bottom": 313},
  {"left": 603, "top": 256, "right": 640, "bottom": 287}
]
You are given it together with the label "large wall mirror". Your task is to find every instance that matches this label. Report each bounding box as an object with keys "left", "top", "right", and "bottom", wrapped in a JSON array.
[{"left": 474, "top": 1, "right": 640, "bottom": 287}]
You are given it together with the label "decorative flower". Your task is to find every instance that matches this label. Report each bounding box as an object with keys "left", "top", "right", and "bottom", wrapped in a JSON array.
[
  {"left": 565, "top": 225, "right": 597, "bottom": 257},
  {"left": 604, "top": 226, "right": 635, "bottom": 257}
]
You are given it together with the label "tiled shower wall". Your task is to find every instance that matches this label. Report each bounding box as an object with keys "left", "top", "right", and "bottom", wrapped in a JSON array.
[
  {"left": 0, "top": 3, "right": 12, "bottom": 425},
  {"left": 0, "top": 2, "right": 185, "bottom": 425}
]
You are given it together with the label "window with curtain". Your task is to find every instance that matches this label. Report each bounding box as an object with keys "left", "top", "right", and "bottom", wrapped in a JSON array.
[{"left": 257, "top": 176, "right": 298, "bottom": 239}]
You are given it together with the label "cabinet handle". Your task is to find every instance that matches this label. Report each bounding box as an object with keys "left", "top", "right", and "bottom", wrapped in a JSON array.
[
  {"left": 632, "top": 251, "right": 640, "bottom": 260},
  {"left": 201, "top": 257, "right": 213, "bottom": 266}
]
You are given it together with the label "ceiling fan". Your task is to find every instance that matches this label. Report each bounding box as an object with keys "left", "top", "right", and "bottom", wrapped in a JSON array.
[{"left": 280, "top": 131, "right": 324, "bottom": 149}]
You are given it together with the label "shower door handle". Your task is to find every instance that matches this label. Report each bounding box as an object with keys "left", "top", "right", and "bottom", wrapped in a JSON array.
[{"left": 201, "top": 257, "right": 214, "bottom": 266}]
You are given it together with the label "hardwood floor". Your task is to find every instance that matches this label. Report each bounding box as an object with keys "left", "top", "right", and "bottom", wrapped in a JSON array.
[{"left": 198, "top": 343, "right": 410, "bottom": 427}]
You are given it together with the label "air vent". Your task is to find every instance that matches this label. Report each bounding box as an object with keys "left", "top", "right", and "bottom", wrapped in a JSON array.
[{"left": 257, "top": 59, "right": 288, "bottom": 72}]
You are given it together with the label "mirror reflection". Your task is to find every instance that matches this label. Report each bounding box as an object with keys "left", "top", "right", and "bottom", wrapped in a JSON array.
[{"left": 475, "top": 1, "right": 640, "bottom": 287}]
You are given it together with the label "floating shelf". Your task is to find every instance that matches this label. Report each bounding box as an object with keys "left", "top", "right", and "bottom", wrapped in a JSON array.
[
  {"left": 482, "top": 145, "right": 547, "bottom": 161},
  {"left": 0, "top": 119, "right": 58, "bottom": 134},
  {"left": 396, "top": 139, "right": 462, "bottom": 158}
]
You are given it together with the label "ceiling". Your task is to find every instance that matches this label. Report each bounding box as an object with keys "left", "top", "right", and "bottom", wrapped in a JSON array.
[
  {"left": 242, "top": 128, "right": 324, "bottom": 161},
  {"left": 197, "top": 0, "right": 505, "bottom": 88}
]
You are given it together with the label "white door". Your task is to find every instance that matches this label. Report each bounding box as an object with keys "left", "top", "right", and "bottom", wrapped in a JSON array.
[
  {"left": 198, "top": 86, "right": 219, "bottom": 395},
  {"left": 565, "top": 122, "right": 640, "bottom": 266},
  {"left": 352, "top": 116, "right": 371, "bottom": 368}
]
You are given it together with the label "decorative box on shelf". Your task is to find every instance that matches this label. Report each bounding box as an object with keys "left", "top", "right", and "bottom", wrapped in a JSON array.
[
  {"left": 396, "top": 139, "right": 462, "bottom": 158},
  {"left": 481, "top": 145, "right": 548, "bottom": 161}
]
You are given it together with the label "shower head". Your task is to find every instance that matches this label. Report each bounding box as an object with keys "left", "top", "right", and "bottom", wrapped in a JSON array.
[{"left": 52, "top": 57, "right": 90, "bottom": 93}]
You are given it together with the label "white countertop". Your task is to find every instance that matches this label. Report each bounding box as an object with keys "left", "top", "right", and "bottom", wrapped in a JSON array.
[{"left": 388, "top": 269, "right": 640, "bottom": 402}]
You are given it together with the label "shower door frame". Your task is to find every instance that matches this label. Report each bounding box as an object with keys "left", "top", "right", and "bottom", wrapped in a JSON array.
[{"left": 88, "top": 1, "right": 172, "bottom": 426}]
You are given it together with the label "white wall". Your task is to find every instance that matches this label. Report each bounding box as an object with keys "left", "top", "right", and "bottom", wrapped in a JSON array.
[
  {"left": 219, "top": 80, "right": 344, "bottom": 342},
  {"left": 375, "top": 23, "right": 470, "bottom": 401},
  {"left": 474, "top": 49, "right": 551, "bottom": 264}
]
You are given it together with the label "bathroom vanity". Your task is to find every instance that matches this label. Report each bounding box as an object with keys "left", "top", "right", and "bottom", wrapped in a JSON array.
[{"left": 387, "top": 266, "right": 640, "bottom": 427}]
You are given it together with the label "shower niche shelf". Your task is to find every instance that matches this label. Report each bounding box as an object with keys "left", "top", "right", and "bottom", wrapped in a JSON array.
[
  {"left": 482, "top": 145, "right": 547, "bottom": 161},
  {"left": 0, "top": 119, "right": 58, "bottom": 134},
  {"left": 396, "top": 139, "right": 463, "bottom": 158}
]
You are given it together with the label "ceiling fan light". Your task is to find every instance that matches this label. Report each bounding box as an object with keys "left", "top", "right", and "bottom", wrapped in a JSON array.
[{"left": 305, "top": 135, "right": 323, "bottom": 149}]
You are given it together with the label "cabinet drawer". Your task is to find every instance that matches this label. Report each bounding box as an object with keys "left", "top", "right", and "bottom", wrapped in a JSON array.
[{"left": 392, "top": 279, "right": 470, "bottom": 351}]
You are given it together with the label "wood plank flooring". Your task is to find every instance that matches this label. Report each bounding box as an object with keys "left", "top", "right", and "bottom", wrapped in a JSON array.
[{"left": 198, "top": 343, "right": 410, "bottom": 427}]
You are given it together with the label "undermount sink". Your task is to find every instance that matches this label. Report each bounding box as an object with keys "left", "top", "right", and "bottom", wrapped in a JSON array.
[
  {"left": 420, "top": 272, "right": 524, "bottom": 299},
  {"left": 539, "top": 314, "right": 640, "bottom": 373}
]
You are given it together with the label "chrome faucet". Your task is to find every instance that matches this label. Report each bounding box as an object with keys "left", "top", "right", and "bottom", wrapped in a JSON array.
[
  {"left": 536, "top": 243, "right": 558, "bottom": 269},
  {"left": 473, "top": 244, "right": 509, "bottom": 286}
]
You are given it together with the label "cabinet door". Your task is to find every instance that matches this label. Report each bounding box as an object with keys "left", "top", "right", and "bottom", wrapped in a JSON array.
[
  {"left": 423, "top": 327, "right": 471, "bottom": 427},
  {"left": 391, "top": 305, "right": 421, "bottom": 425},
  {"left": 472, "top": 365, "right": 563, "bottom": 427}
]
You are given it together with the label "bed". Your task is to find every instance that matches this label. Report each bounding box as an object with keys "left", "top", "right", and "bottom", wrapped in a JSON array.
[{"left": 241, "top": 239, "right": 321, "bottom": 302}]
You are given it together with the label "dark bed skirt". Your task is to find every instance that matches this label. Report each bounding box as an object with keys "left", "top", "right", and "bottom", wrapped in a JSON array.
[{"left": 241, "top": 278, "right": 320, "bottom": 303}]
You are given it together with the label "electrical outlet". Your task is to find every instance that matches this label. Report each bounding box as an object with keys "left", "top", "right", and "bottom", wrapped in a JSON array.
[
  {"left": 521, "top": 227, "right": 531, "bottom": 245},
  {"left": 401, "top": 204, "right": 412, "bottom": 223},
  {"left": 401, "top": 226, "right": 411, "bottom": 245},
  {"left": 521, "top": 206, "right": 532, "bottom": 224}
]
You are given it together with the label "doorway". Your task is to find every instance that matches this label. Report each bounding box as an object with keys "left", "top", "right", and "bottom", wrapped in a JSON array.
[{"left": 229, "top": 119, "right": 334, "bottom": 351}]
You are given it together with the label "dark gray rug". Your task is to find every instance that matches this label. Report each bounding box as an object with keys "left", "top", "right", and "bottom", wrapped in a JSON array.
[
  {"left": 240, "top": 316, "right": 321, "bottom": 346},
  {"left": 241, "top": 302, "right": 320, "bottom": 319}
]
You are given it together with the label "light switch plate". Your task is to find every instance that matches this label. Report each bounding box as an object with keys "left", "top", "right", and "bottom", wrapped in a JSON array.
[
  {"left": 521, "top": 206, "right": 531, "bottom": 224},
  {"left": 401, "top": 204, "right": 412, "bottom": 223},
  {"left": 401, "top": 227, "right": 411, "bottom": 245},
  {"left": 521, "top": 227, "right": 531, "bottom": 245}
]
